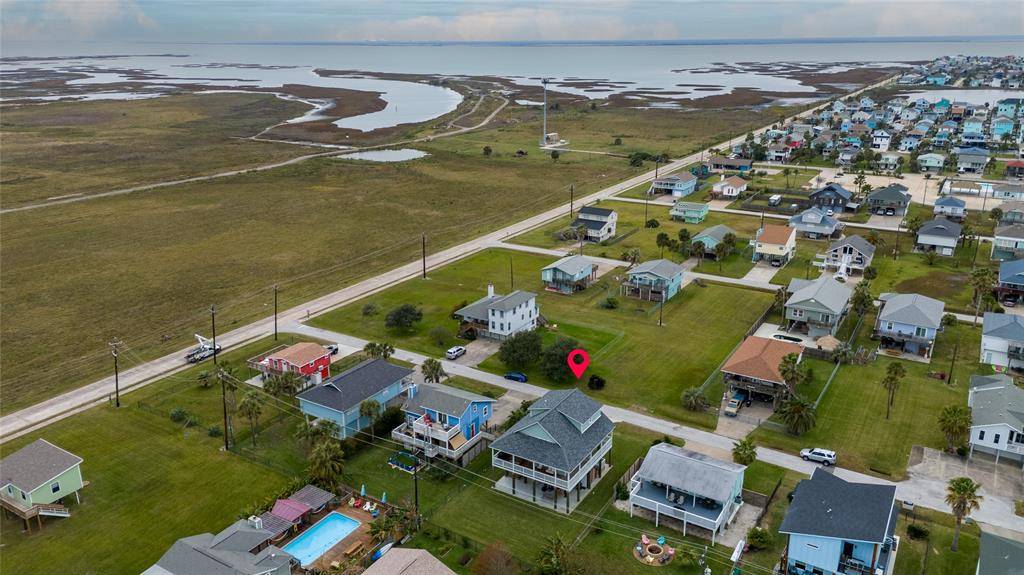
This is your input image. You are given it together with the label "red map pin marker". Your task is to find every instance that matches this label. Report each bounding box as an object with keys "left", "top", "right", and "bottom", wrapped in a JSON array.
[{"left": 567, "top": 349, "right": 590, "bottom": 379}]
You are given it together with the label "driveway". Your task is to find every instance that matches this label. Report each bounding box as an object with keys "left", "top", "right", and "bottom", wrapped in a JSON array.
[
  {"left": 454, "top": 338, "right": 500, "bottom": 367},
  {"left": 908, "top": 446, "right": 1024, "bottom": 501},
  {"left": 866, "top": 213, "right": 904, "bottom": 228},
  {"left": 742, "top": 261, "right": 782, "bottom": 283}
]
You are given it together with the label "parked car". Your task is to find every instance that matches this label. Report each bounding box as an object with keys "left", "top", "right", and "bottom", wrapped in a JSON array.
[
  {"left": 724, "top": 390, "right": 748, "bottom": 417},
  {"left": 800, "top": 447, "right": 837, "bottom": 466},
  {"left": 326, "top": 344, "right": 340, "bottom": 356},
  {"left": 826, "top": 209, "right": 835, "bottom": 216},
  {"left": 185, "top": 344, "right": 221, "bottom": 363},
  {"left": 884, "top": 207, "right": 896, "bottom": 216},
  {"left": 445, "top": 346, "right": 467, "bottom": 360},
  {"left": 770, "top": 259, "right": 783, "bottom": 268},
  {"left": 504, "top": 371, "right": 528, "bottom": 383}
]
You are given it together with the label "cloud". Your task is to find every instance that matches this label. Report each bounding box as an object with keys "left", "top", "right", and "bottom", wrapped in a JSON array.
[
  {"left": 1, "top": 0, "right": 155, "bottom": 41},
  {"left": 779, "top": 0, "right": 1020, "bottom": 38}
]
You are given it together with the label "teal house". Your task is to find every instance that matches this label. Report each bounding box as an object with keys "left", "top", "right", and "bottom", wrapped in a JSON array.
[
  {"left": 692, "top": 224, "right": 737, "bottom": 256},
  {"left": 541, "top": 255, "right": 598, "bottom": 294},
  {"left": 1, "top": 439, "right": 85, "bottom": 531},
  {"left": 621, "top": 259, "right": 685, "bottom": 302},
  {"left": 297, "top": 359, "right": 416, "bottom": 439},
  {"left": 669, "top": 200, "right": 709, "bottom": 223},
  {"left": 393, "top": 383, "right": 496, "bottom": 465},
  {"left": 992, "top": 116, "right": 1015, "bottom": 138}
]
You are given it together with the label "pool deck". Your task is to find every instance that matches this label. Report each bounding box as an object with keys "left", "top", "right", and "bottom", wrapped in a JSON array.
[{"left": 286, "top": 505, "right": 375, "bottom": 573}]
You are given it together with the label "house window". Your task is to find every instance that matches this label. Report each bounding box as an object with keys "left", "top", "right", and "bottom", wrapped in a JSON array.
[
  {"left": 21, "top": 491, "right": 26, "bottom": 500},
  {"left": 812, "top": 570, "right": 824, "bottom": 575},
  {"left": 979, "top": 430, "right": 986, "bottom": 441},
  {"left": 805, "top": 543, "right": 819, "bottom": 550},
  {"left": 994, "top": 434, "right": 1001, "bottom": 445},
  {"left": 50, "top": 482, "right": 60, "bottom": 494},
  {"left": 886, "top": 322, "right": 894, "bottom": 331},
  {"left": 473, "top": 405, "right": 478, "bottom": 414},
  {"left": 794, "top": 562, "right": 806, "bottom": 570},
  {"left": 6, "top": 486, "right": 11, "bottom": 495},
  {"left": 792, "top": 309, "right": 804, "bottom": 318},
  {"left": 915, "top": 327, "right": 927, "bottom": 338},
  {"left": 484, "top": 406, "right": 489, "bottom": 416}
]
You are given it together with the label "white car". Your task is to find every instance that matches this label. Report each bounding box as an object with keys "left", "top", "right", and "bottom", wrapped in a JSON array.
[
  {"left": 800, "top": 447, "right": 837, "bottom": 466},
  {"left": 445, "top": 346, "right": 467, "bottom": 360}
]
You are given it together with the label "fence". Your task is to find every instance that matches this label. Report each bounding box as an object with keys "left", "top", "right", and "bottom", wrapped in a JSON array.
[{"left": 753, "top": 476, "right": 784, "bottom": 527}]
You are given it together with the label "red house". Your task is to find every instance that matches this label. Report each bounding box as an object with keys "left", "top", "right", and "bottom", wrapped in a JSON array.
[
  {"left": 1006, "top": 160, "right": 1024, "bottom": 179},
  {"left": 250, "top": 342, "right": 332, "bottom": 387}
]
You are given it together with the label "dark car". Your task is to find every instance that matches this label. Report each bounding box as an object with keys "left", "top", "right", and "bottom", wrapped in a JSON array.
[
  {"left": 326, "top": 344, "right": 340, "bottom": 356},
  {"left": 504, "top": 371, "right": 528, "bottom": 383}
]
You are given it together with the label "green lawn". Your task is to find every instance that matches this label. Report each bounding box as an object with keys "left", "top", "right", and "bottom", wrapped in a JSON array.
[
  {"left": 692, "top": 247, "right": 757, "bottom": 278},
  {"left": 869, "top": 240, "right": 991, "bottom": 314},
  {"left": 312, "top": 248, "right": 772, "bottom": 429},
  {"left": 767, "top": 237, "right": 828, "bottom": 287},
  {"left": 752, "top": 312, "right": 985, "bottom": 479},
  {"left": 892, "top": 508, "right": 981, "bottom": 575},
  {"left": 906, "top": 201, "right": 995, "bottom": 236},
  {"left": 748, "top": 167, "right": 822, "bottom": 191}
]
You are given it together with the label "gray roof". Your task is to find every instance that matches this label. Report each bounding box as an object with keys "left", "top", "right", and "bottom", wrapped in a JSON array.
[
  {"left": 999, "top": 259, "right": 1024, "bottom": 285},
  {"left": 969, "top": 377, "right": 1024, "bottom": 431},
  {"left": 829, "top": 235, "right": 876, "bottom": 258},
  {"left": 0, "top": 439, "right": 82, "bottom": 492},
  {"left": 628, "top": 259, "right": 684, "bottom": 280},
  {"left": 978, "top": 531, "right": 1024, "bottom": 575},
  {"left": 363, "top": 549, "right": 457, "bottom": 575},
  {"left": 654, "top": 173, "right": 696, "bottom": 184},
  {"left": 491, "top": 389, "right": 613, "bottom": 471},
  {"left": 878, "top": 293, "right": 945, "bottom": 329},
  {"left": 935, "top": 195, "right": 966, "bottom": 207},
  {"left": 543, "top": 255, "right": 597, "bottom": 277},
  {"left": 403, "top": 383, "right": 494, "bottom": 418},
  {"left": 297, "top": 359, "right": 413, "bottom": 414},
  {"left": 636, "top": 443, "right": 745, "bottom": 503},
  {"left": 811, "top": 183, "right": 853, "bottom": 201},
  {"left": 983, "top": 312, "right": 1024, "bottom": 341},
  {"left": 578, "top": 205, "right": 614, "bottom": 217},
  {"left": 290, "top": 484, "right": 335, "bottom": 510},
  {"left": 693, "top": 224, "right": 737, "bottom": 244},
  {"left": 780, "top": 468, "right": 896, "bottom": 543},
  {"left": 786, "top": 275, "right": 852, "bottom": 314},
  {"left": 572, "top": 218, "right": 611, "bottom": 231},
  {"left": 454, "top": 289, "right": 536, "bottom": 322},
  {"left": 789, "top": 207, "right": 840, "bottom": 234},
  {"left": 918, "top": 218, "right": 961, "bottom": 238},
  {"left": 866, "top": 184, "right": 910, "bottom": 204},
  {"left": 996, "top": 224, "right": 1024, "bottom": 240},
  {"left": 151, "top": 520, "right": 292, "bottom": 575},
  {"left": 970, "top": 374, "right": 1014, "bottom": 390}
]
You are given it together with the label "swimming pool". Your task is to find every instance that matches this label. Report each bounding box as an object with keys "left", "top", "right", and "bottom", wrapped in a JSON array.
[{"left": 283, "top": 511, "right": 361, "bottom": 567}]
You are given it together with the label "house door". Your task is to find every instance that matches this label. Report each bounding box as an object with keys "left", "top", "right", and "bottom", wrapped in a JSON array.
[
  {"left": 843, "top": 541, "right": 854, "bottom": 558},
  {"left": 470, "top": 423, "right": 476, "bottom": 437}
]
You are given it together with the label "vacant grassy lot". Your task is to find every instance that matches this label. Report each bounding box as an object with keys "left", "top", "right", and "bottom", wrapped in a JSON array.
[
  {"left": 0, "top": 93, "right": 311, "bottom": 207},
  {"left": 752, "top": 310, "right": 984, "bottom": 479},
  {"left": 312, "top": 248, "right": 770, "bottom": 429}
]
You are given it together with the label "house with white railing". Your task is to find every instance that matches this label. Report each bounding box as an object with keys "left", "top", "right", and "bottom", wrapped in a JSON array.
[
  {"left": 967, "top": 374, "right": 1024, "bottom": 466},
  {"left": 0, "top": 439, "right": 86, "bottom": 533},
  {"left": 627, "top": 443, "right": 745, "bottom": 544},
  {"left": 392, "top": 383, "right": 495, "bottom": 466},
  {"left": 490, "top": 389, "right": 613, "bottom": 513}
]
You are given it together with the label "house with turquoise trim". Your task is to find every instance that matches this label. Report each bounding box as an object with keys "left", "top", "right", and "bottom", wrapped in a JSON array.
[
  {"left": 669, "top": 200, "right": 709, "bottom": 224},
  {"left": 649, "top": 173, "right": 697, "bottom": 197},
  {"left": 621, "top": 259, "right": 684, "bottom": 302},
  {"left": 0, "top": 439, "right": 85, "bottom": 531},
  {"left": 692, "top": 224, "right": 738, "bottom": 257},
  {"left": 997, "top": 98, "right": 1021, "bottom": 118},
  {"left": 297, "top": 359, "right": 416, "bottom": 439},
  {"left": 780, "top": 469, "right": 899, "bottom": 575},
  {"left": 963, "top": 118, "right": 984, "bottom": 134},
  {"left": 393, "top": 383, "right": 496, "bottom": 465},
  {"left": 541, "top": 255, "right": 598, "bottom": 294},
  {"left": 992, "top": 116, "right": 1015, "bottom": 138}
]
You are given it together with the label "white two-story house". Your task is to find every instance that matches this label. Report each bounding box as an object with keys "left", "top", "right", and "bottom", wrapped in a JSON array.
[
  {"left": 571, "top": 206, "right": 618, "bottom": 242},
  {"left": 454, "top": 285, "right": 539, "bottom": 341},
  {"left": 967, "top": 374, "right": 1024, "bottom": 466},
  {"left": 980, "top": 312, "right": 1024, "bottom": 370}
]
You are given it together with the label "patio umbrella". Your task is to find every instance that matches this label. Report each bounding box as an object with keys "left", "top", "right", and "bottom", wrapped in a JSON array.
[
  {"left": 360, "top": 484, "right": 365, "bottom": 497},
  {"left": 381, "top": 492, "right": 387, "bottom": 503}
]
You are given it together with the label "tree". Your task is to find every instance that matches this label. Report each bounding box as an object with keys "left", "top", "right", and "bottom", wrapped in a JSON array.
[
  {"left": 482, "top": 145, "right": 492, "bottom": 156},
  {"left": 774, "top": 286, "right": 788, "bottom": 311},
  {"left": 550, "top": 150, "right": 560, "bottom": 162},
  {"left": 237, "top": 390, "right": 264, "bottom": 448},
  {"left": 938, "top": 404, "right": 972, "bottom": 452},
  {"left": 854, "top": 172, "right": 867, "bottom": 193},
  {"left": 473, "top": 541, "right": 518, "bottom": 575},
  {"left": 364, "top": 341, "right": 396, "bottom": 359},
  {"left": 385, "top": 304, "right": 423, "bottom": 331},
  {"left": 307, "top": 438, "right": 345, "bottom": 491},
  {"left": 265, "top": 371, "right": 302, "bottom": 398},
  {"left": 732, "top": 437, "right": 757, "bottom": 465},
  {"left": 681, "top": 388, "right": 709, "bottom": 412},
  {"left": 905, "top": 215, "right": 924, "bottom": 236},
  {"left": 360, "top": 399, "right": 381, "bottom": 439},
  {"left": 865, "top": 229, "right": 886, "bottom": 248},
  {"left": 677, "top": 228, "right": 691, "bottom": 247},
  {"left": 498, "top": 330, "right": 543, "bottom": 369},
  {"left": 540, "top": 337, "right": 579, "bottom": 383},
  {"left": 692, "top": 240, "right": 706, "bottom": 265},
  {"left": 368, "top": 514, "right": 398, "bottom": 543},
  {"left": 722, "top": 232, "right": 737, "bottom": 251},
  {"left": 945, "top": 477, "right": 982, "bottom": 551},
  {"left": 715, "top": 242, "right": 731, "bottom": 271},
  {"left": 831, "top": 341, "right": 853, "bottom": 364},
  {"left": 295, "top": 418, "right": 340, "bottom": 449},
  {"left": 881, "top": 362, "right": 906, "bottom": 419},
  {"left": 536, "top": 536, "right": 577, "bottom": 575},
  {"left": 778, "top": 395, "right": 816, "bottom": 435},
  {"left": 644, "top": 218, "right": 660, "bottom": 229},
  {"left": 778, "top": 353, "right": 808, "bottom": 389},
  {"left": 851, "top": 280, "right": 874, "bottom": 317},
  {"left": 970, "top": 267, "right": 997, "bottom": 325},
  {"left": 422, "top": 357, "right": 447, "bottom": 383},
  {"left": 621, "top": 248, "right": 641, "bottom": 266},
  {"left": 656, "top": 232, "right": 671, "bottom": 252},
  {"left": 989, "top": 207, "right": 1003, "bottom": 224}
]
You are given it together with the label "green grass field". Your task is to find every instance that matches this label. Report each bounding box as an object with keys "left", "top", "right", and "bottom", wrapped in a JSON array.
[
  {"left": 0, "top": 93, "right": 311, "bottom": 207},
  {"left": 311, "top": 248, "right": 771, "bottom": 429}
]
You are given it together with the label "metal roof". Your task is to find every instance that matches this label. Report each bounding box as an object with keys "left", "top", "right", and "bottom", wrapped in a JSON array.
[
  {"left": 635, "top": 443, "right": 745, "bottom": 503},
  {"left": 543, "top": 255, "right": 597, "bottom": 277},
  {"left": 877, "top": 293, "right": 945, "bottom": 329},
  {"left": 628, "top": 259, "right": 684, "bottom": 280},
  {"left": 999, "top": 259, "right": 1024, "bottom": 285},
  {"left": 969, "top": 377, "right": 1024, "bottom": 431},
  {"left": 403, "top": 383, "right": 494, "bottom": 418},
  {"left": 297, "top": 359, "right": 413, "bottom": 414},
  {"left": 0, "top": 439, "right": 82, "bottom": 493},
  {"left": 983, "top": 312, "right": 1024, "bottom": 341},
  {"left": 780, "top": 468, "right": 896, "bottom": 543},
  {"left": 977, "top": 531, "right": 1024, "bottom": 575},
  {"left": 785, "top": 275, "right": 852, "bottom": 314}
]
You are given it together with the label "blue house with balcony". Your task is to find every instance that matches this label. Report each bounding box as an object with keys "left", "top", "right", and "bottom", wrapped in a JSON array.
[
  {"left": 780, "top": 469, "right": 898, "bottom": 575},
  {"left": 297, "top": 359, "right": 415, "bottom": 439},
  {"left": 392, "top": 383, "right": 495, "bottom": 465},
  {"left": 963, "top": 118, "right": 984, "bottom": 134},
  {"left": 669, "top": 200, "right": 709, "bottom": 224},
  {"left": 541, "top": 255, "right": 598, "bottom": 294},
  {"left": 873, "top": 292, "right": 945, "bottom": 361},
  {"left": 621, "top": 259, "right": 685, "bottom": 302},
  {"left": 997, "top": 98, "right": 1021, "bottom": 118},
  {"left": 992, "top": 116, "right": 1015, "bottom": 138},
  {"left": 648, "top": 173, "right": 697, "bottom": 198}
]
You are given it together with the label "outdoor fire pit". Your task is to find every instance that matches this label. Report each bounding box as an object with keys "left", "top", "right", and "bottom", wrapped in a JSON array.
[{"left": 632, "top": 540, "right": 674, "bottom": 566}]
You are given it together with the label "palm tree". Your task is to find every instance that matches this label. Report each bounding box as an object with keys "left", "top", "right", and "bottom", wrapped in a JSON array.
[
  {"left": 196, "top": 370, "right": 214, "bottom": 388},
  {"left": 692, "top": 240, "right": 706, "bottom": 265},
  {"left": 938, "top": 404, "right": 973, "bottom": 452},
  {"left": 970, "top": 267, "right": 996, "bottom": 325},
  {"left": 831, "top": 341, "right": 853, "bottom": 364},
  {"left": 237, "top": 390, "right": 264, "bottom": 448},
  {"left": 881, "top": 362, "right": 906, "bottom": 419},
  {"left": 621, "top": 248, "right": 641, "bottom": 267},
  {"left": 364, "top": 342, "right": 395, "bottom": 359},
  {"left": 536, "top": 536, "right": 574, "bottom": 575},
  {"left": 681, "top": 388, "right": 709, "bottom": 412},
  {"left": 360, "top": 399, "right": 382, "bottom": 440},
  {"left": 295, "top": 418, "right": 341, "bottom": 449},
  {"left": 989, "top": 207, "right": 1003, "bottom": 224},
  {"left": 945, "top": 477, "right": 982, "bottom": 551},
  {"left": 778, "top": 395, "right": 816, "bottom": 435},
  {"left": 422, "top": 358, "right": 447, "bottom": 383},
  {"left": 368, "top": 513, "right": 398, "bottom": 543},
  {"left": 773, "top": 286, "right": 788, "bottom": 311},
  {"left": 851, "top": 281, "right": 874, "bottom": 317},
  {"left": 905, "top": 215, "right": 923, "bottom": 236},
  {"left": 865, "top": 229, "right": 886, "bottom": 248},
  {"left": 266, "top": 371, "right": 303, "bottom": 398},
  {"left": 307, "top": 438, "right": 345, "bottom": 491},
  {"left": 778, "top": 353, "right": 806, "bottom": 390},
  {"left": 714, "top": 242, "right": 731, "bottom": 271},
  {"left": 732, "top": 437, "right": 757, "bottom": 465}
]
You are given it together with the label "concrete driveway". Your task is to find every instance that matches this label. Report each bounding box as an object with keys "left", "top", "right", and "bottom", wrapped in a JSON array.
[
  {"left": 866, "top": 213, "right": 905, "bottom": 228},
  {"left": 742, "top": 260, "right": 782, "bottom": 283},
  {"left": 454, "top": 338, "right": 500, "bottom": 367},
  {"left": 908, "top": 446, "right": 1023, "bottom": 501}
]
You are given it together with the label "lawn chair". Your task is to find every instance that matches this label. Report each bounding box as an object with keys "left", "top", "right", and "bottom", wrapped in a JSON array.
[
  {"left": 641, "top": 534, "right": 650, "bottom": 546},
  {"left": 657, "top": 536, "right": 666, "bottom": 546},
  {"left": 347, "top": 497, "right": 356, "bottom": 507}
]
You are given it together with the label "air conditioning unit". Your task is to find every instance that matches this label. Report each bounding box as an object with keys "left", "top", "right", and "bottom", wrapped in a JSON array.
[{"left": 248, "top": 515, "right": 263, "bottom": 530}]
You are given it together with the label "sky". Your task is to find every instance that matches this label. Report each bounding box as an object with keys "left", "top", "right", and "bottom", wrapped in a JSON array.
[{"left": 1, "top": 0, "right": 1022, "bottom": 44}]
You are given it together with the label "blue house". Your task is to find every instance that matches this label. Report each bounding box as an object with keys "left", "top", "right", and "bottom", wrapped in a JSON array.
[
  {"left": 932, "top": 132, "right": 950, "bottom": 147},
  {"left": 297, "top": 359, "right": 415, "bottom": 439},
  {"left": 669, "top": 200, "right": 709, "bottom": 223},
  {"left": 541, "top": 254, "right": 598, "bottom": 294},
  {"left": 873, "top": 292, "right": 945, "bottom": 360},
  {"left": 839, "top": 118, "right": 853, "bottom": 133},
  {"left": 963, "top": 118, "right": 984, "bottom": 133},
  {"left": 780, "top": 469, "right": 898, "bottom": 575},
  {"left": 648, "top": 173, "right": 697, "bottom": 197},
  {"left": 997, "top": 98, "right": 1021, "bottom": 118},
  {"left": 621, "top": 259, "right": 684, "bottom": 302},
  {"left": 992, "top": 116, "right": 1015, "bottom": 138},
  {"left": 692, "top": 224, "right": 738, "bottom": 257},
  {"left": 960, "top": 132, "right": 986, "bottom": 147},
  {"left": 392, "top": 383, "right": 495, "bottom": 465}
]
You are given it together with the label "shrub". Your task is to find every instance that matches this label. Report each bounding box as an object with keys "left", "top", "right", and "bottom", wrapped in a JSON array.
[
  {"left": 587, "top": 375, "right": 606, "bottom": 390},
  {"left": 459, "top": 552, "right": 472, "bottom": 566},
  {"left": 482, "top": 145, "right": 492, "bottom": 156},
  {"left": 955, "top": 444, "right": 969, "bottom": 458},
  {"left": 614, "top": 481, "right": 629, "bottom": 500},
  {"left": 385, "top": 303, "right": 423, "bottom": 330},
  {"left": 170, "top": 408, "right": 189, "bottom": 423},
  {"left": 613, "top": 137, "right": 622, "bottom": 146},
  {"left": 361, "top": 302, "right": 379, "bottom": 317},
  {"left": 498, "top": 330, "right": 543, "bottom": 369},
  {"left": 645, "top": 218, "right": 660, "bottom": 229},
  {"left": 540, "top": 337, "right": 580, "bottom": 383},
  {"left": 863, "top": 266, "right": 878, "bottom": 280},
  {"left": 906, "top": 523, "right": 930, "bottom": 540},
  {"left": 599, "top": 297, "right": 619, "bottom": 309},
  {"left": 429, "top": 326, "right": 449, "bottom": 347},
  {"left": 207, "top": 425, "right": 223, "bottom": 437},
  {"left": 746, "top": 527, "right": 774, "bottom": 550}
]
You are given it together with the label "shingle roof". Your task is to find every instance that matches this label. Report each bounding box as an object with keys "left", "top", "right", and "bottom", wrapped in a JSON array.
[
  {"left": 636, "top": 443, "right": 745, "bottom": 503},
  {"left": 654, "top": 173, "right": 696, "bottom": 184},
  {"left": 578, "top": 205, "right": 614, "bottom": 217},
  {"left": 779, "top": 468, "right": 897, "bottom": 543},
  {"left": 786, "top": 275, "right": 852, "bottom": 314},
  {"left": 297, "top": 359, "right": 413, "bottom": 414},
  {"left": 829, "top": 235, "right": 876, "bottom": 258},
  {"left": 572, "top": 218, "right": 611, "bottom": 231},
  {"left": 918, "top": 218, "right": 961, "bottom": 238},
  {"left": 490, "top": 290, "right": 537, "bottom": 312},
  {"left": 150, "top": 520, "right": 291, "bottom": 575},
  {"left": 694, "top": 224, "right": 737, "bottom": 244},
  {"left": 543, "top": 255, "right": 597, "bottom": 277},
  {"left": 671, "top": 200, "right": 707, "bottom": 212},
  {"left": 721, "top": 336, "right": 802, "bottom": 385},
  {"left": 628, "top": 259, "right": 684, "bottom": 280},
  {"left": 0, "top": 439, "right": 82, "bottom": 493},
  {"left": 363, "top": 549, "right": 457, "bottom": 575},
  {"left": 454, "top": 289, "right": 536, "bottom": 322},
  {"left": 877, "top": 293, "right": 945, "bottom": 329},
  {"left": 977, "top": 531, "right": 1024, "bottom": 575},
  {"left": 403, "top": 383, "right": 493, "bottom": 418},
  {"left": 715, "top": 176, "right": 747, "bottom": 188},
  {"left": 969, "top": 377, "right": 1024, "bottom": 430},
  {"left": 983, "top": 312, "right": 1024, "bottom": 341},
  {"left": 935, "top": 195, "right": 966, "bottom": 207},
  {"left": 490, "top": 389, "right": 613, "bottom": 471},
  {"left": 268, "top": 342, "right": 329, "bottom": 367},
  {"left": 999, "top": 259, "right": 1024, "bottom": 285},
  {"left": 811, "top": 183, "right": 853, "bottom": 200},
  {"left": 790, "top": 207, "right": 840, "bottom": 234},
  {"left": 757, "top": 224, "right": 794, "bottom": 245},
  {"left": 996, "top": 224, "right": 1024, "bottom": 240}
]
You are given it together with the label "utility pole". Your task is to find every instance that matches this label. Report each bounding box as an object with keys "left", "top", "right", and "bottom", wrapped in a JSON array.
[
  {"left": 948, "top": 337, "right": 959, "bottom": 385},
  {"left": 421, "top": 234, "right": 427, "bottom": 279},
  {"left": 109, "top": 338, "right": 123, "bottom": 407},
  {"left": 220, "top": 371, "right": 230, "bottom": 451},
  {"left": 569, "top": 184, "right": 574, "bottom": 219},
  {"left": 509, "top": 256, "right": 515, "bottom": 290},
  {"left": 413, "top": 465, "right": 421, "bottom": 530},
  {"left": 210, "top": 305, "right": 218, "bottom": 365},
  {"left": 273, "top": 285, "right": 278, "bottom": 341},
  {"left": 644, "top": 192, "right": 649, "bottom": 222}
]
